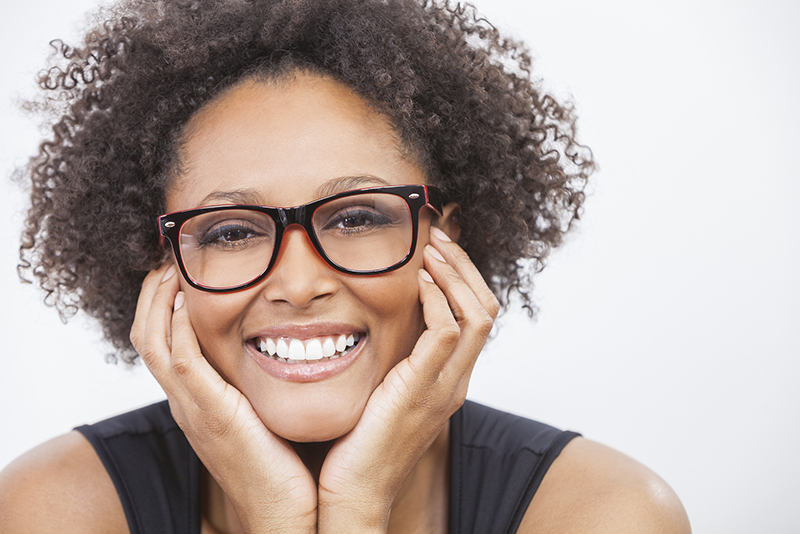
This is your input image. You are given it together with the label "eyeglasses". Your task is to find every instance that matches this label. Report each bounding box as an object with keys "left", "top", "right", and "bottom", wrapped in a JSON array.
[{"left": 159, "top": 184, "right": 445, "bottom": 292}]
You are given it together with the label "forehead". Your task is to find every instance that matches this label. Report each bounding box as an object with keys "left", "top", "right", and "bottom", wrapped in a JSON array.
[{"left": 167, "top": 74, "right": 425, "bottom": 211}]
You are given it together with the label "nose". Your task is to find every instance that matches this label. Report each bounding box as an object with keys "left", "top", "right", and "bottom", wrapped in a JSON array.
[{"left": 260, "top": 225, "right": 339, "bottom": 307}]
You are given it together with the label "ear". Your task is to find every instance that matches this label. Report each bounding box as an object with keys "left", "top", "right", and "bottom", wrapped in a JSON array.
[{"left": 436, "top": 202, "right": 461, "bottom": 242}]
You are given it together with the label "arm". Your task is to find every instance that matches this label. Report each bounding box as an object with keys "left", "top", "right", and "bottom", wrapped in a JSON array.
[
  {"left": 519, "top": 438, "right": 691, "bottom": 534},
  {"left": 130, "top": 265, "right": 318, "bottom": 534},
  {"left": 0, "top": 431, "right": 129, "bottom": 534},
  {"left": 130, "top": 223, "right": 497, "bottom": 533},
  {"left": 316, "top": 226, "right": 499, "bottom": 532}
]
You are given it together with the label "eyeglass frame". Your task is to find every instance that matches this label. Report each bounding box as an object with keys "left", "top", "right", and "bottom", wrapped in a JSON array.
[{"left": 158, "top": 184, "right": 446, "bottom": 293}]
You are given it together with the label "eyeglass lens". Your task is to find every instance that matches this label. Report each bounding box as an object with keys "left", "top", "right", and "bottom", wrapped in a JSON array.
[{"left": 177, "top": 192, "right": 414, "bottom": 289}]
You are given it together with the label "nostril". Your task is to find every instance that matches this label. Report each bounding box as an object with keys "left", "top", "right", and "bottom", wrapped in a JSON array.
[{"left": 261, "top": 230, "right": 339, "bottom": 307}]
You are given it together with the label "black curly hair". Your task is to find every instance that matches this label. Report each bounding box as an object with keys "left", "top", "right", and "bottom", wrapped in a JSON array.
[{"left": 19, "top": 0, "right": 594, "bottom": 363}]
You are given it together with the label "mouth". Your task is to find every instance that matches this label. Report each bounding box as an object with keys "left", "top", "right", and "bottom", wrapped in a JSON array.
[{"left": 251, "top": 333, "right": 363, "bottom": 364}]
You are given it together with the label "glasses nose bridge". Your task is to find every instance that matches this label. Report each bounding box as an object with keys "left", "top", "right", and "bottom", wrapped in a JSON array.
[{"left": 276, "top": 204, "right": 316, "bottom": 241}]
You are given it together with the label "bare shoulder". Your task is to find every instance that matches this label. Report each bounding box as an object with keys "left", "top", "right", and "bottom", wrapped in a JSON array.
[
  {"left": 518, "top": 437, "right": 691, "bottom": 534},
  {"left": 0, "top": 431, "right": 128, "bottom": 534}
]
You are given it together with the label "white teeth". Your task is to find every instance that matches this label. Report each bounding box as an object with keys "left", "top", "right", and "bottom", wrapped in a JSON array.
[
  {"left": 305, "top": 339, "right": 324, "bottom": 361},
  {"left": 335, "top": 334, "right": 347, "bottom": 352},
  {"left": 276, "top": 339, "right": 289, "bottom": 359},
  {"left": 322, "top": 338, "right": 336, "bottom": 357},
  {"left": 257, "top": 333, "right": 362, "bottom": 362},
  {"left": 288, "top": 339, "right": 305, "bottom": 361}
]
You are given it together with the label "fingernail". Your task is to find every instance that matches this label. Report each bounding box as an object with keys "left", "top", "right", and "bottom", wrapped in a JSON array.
[
  {"left": 174, "top": 292, "right": 185, "bottom": 311},
  {"left": 426, "top": 244, "right": 446, "bottom": 263},
  {"left": 419, "top": 269, "right": 434, "bottom": 283},
  {"left": 162, "top": 265, "right": 176, "bottom": 282},
  {"left": 431, "top": 227, "right": 451, "bottom": 242}
]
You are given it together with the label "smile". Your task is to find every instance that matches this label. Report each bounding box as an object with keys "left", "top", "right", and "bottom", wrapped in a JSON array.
[{"left": 254, "top": 333, "right": 362, "bottom": 363}]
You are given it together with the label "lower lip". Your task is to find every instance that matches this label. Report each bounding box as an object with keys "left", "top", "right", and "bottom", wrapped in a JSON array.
[{"left": 246, "top": 337, "right": 364, "bottom": 382}]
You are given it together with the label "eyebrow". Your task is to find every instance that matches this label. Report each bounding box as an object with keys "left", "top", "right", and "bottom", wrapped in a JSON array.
[
  {"left": 196, "top": 175, "right": 392, "bottom": 208},
  {"left": 197, "top": 189, "right": 264, "bottom": 206},
  {"left": 314, "top": 175, "right": 391, "bottom": 197}
]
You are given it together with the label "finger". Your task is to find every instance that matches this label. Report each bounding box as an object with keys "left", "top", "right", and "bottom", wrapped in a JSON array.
[
  {"left": 420, "top": 246, "right": 494, "bottom": 375},
  {"left": 167, "top": 292, "right": 232, "bottom": 411},
  {"left": 411, "top": 268, "right": 461, "bottom": 375},
  {"left": 392, "top": 269, "right": 473, "bottom": 415},
  {"left": 430, "top": 226, "right": 500, "bottom": 319},
  {"left": 138, "top": 264, "right": 184, "bottom": 384},
  {"left": 130, "top": 264, "right": 174, "bottom": 351},
  {"left": 423, "top": 244, "right": 492, "bottom": 336}
]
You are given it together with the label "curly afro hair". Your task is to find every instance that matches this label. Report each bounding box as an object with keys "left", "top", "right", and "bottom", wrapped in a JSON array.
[{"left": 19, "top": 0, "right": 594, "bottom": 363}]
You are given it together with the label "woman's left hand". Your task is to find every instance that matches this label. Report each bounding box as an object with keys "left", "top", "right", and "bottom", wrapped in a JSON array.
[{"left": 316, "top": 226, "right": 500, "bottom": 533}]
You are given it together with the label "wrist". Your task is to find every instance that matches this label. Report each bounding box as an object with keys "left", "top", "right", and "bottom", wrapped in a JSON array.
[
  {"left": 240, "top": 516, "right": 317, "bottom": 534},
  {"left": 233, "top": 499, "right": 317, "bottom": 534},
  {"left": 317, "top": 498, "right": 390, "bottom": 534}
]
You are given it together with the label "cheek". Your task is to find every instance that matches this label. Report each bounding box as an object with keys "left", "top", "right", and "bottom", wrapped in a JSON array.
[
  {"left": 362, "top": 255, "right": 423, "bottom": 311},
  {"left": 181, "top": 286, "right": 248, "bottom": 365},
  {"left": 353, "top": 264, "right": 426, "bottom": 359}
]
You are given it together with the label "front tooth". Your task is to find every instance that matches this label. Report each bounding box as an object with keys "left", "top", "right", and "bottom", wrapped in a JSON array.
[
  {"left": 266, "top": 338, "right": 277, "bottom": 356},
  {"left": 346, "top": 334, "right": 355, "bottom": 347},
  {"left": 305, "top": 339, "right": 323, "bottom": 360},
  {"left": 335, "top": 334, "right": 347, "bottom": 352},
  {"left": 288, "top": 339, "right": 305, "bottom": 361},
  {"left": 276, "top": 339, "right": 289, "bottom": 358},
  {"left": 322, "top": 338, "right": 336, "bottom": 357}
]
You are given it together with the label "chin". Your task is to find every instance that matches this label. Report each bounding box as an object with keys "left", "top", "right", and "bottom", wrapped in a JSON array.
[{"left": 256, "top": 395, "right": 365, "bottom": 443}]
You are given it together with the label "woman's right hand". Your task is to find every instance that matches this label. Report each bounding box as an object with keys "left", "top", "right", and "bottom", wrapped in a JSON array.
[{"left": 130, "top": 264, "right": 317, "bottom": 534}]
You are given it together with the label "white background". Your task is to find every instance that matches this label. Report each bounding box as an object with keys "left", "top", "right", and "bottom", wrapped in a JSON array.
[{"left": 1, "top": 0, "right": 798, "bottom": 532}]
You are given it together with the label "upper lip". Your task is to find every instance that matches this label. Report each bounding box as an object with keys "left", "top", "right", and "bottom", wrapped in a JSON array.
[{"left": 246, "top": 322, "right": 365, "bottom": 341}]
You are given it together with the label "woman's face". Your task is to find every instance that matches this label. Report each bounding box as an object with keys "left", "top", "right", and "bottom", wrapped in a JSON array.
[{"left": 165, "top": 74, "right": 437, "bottom": 442}]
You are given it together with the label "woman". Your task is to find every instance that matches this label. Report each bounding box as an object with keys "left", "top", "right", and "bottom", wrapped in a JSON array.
[{"left": 0, "top": 0, "right": 690, "bottom": 532}]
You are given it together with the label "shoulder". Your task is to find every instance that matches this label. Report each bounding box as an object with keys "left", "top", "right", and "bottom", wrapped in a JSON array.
[
  {"left": 0, "top": 431, "right": 129, "bottom": 534},
  {"left": 518, "top": 437, "right": 691, "bottom": 534}
]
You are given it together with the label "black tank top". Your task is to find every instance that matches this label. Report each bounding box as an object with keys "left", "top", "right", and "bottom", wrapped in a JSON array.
[{"left": 76, "top": 400, "right": 578, "bottom": 534}]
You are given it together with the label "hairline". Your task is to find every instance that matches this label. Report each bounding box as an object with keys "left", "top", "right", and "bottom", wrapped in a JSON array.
[{"left": 163, "top": 60, "right": 435, "bottom": 200}]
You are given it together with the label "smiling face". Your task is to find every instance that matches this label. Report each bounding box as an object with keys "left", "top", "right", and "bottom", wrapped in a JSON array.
[{"left": 165, "top": 73, "right": 437, "bottom": 442}]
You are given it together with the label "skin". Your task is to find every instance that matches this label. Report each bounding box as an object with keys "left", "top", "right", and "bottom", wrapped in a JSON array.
[
  {"left": 0, "top": 73, "right": 691, "bottom": 534},
  {"left": 136, "top": 74, "right": 498, "bottom": 533},
  {"left": 163, "top": 74, "right": 446, "bottom": 444}
]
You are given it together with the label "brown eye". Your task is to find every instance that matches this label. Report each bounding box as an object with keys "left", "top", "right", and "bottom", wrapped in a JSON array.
[{"left": 321, "top": 208, "right": 394, "bottom": 235}]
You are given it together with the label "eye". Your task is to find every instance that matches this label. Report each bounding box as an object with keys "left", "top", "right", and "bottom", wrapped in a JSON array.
[
  {"left": 193, "top": 217, "right": 274, "bottom": 250},
  {"left": 322, "top": 207, "right": 394, "bottom": 235},
  {"left": 201, "top": 224, "right": 256, "bottom": 245}
]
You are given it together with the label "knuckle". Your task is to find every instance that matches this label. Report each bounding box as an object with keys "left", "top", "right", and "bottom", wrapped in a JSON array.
[
  {"left": 170, "top": 355, "right": 194, "bottom": 378},
  {"left": 452, "top": 387, "right": 468, "bottom": 410},
  {"left": 448, "top": 245, "right": 471, "bottom": 265},
  {"left": 138, "top": 338, "right": 162, "bottom": 362},
  {"left": 463, "top": 305, "right": 494, "bottom": 337},
  {"left": 485, "top": 292, "right": 501, "bottom": 319},
  {"left": 197, "top": 413, "right": 236, "bottom": 441},
  {"left": 166, "top": 402, "right": 190, "bottom": 433},
  {"left": 474, "top": 311, "right": 494, "bottom": 337},
  {"left": 437, "top": 264, "right": 460, "bottom": 286},
  {"left": 437, "top": 323, "right": 461, "bottom": 346},
  {"left": 129, "top": 328, "right": 142, "bottom": 350},
  {"left": 407, "top": 389, "right": 437, "bottom": 413},
  {"left": 169, "top": 397, "right": 235, "bottom": 443}
]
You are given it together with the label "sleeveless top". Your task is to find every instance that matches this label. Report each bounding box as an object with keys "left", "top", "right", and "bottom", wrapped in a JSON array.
[{"left": 76, "top": 400, "right": 579, "bottom": 534}]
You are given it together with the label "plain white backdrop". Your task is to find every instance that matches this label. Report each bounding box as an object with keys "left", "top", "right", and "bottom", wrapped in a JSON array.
[{"left": 1, "top": 0, "right": 798, "bottom": 532}]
